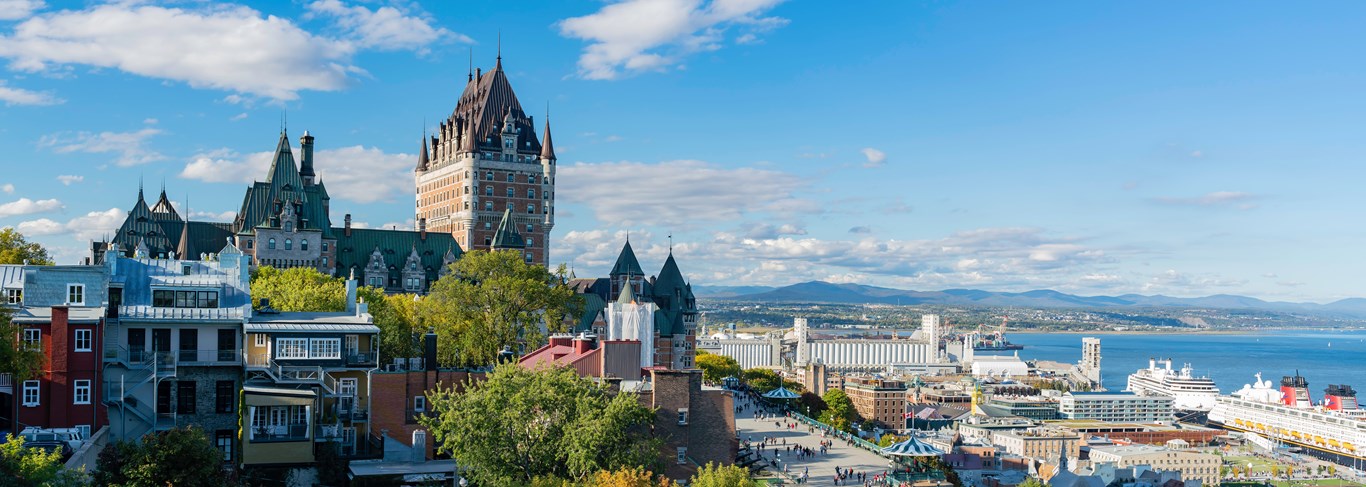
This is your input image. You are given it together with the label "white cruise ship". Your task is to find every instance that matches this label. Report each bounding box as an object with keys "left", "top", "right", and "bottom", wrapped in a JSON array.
[
  {"left": 1126, "top": 358, "right": 1220, "bottom": 412},
  {"left": 1208, "top": 373, "right": 1366, "bottom": 465}
]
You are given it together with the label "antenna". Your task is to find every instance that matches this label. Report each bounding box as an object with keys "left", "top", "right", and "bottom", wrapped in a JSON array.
[
  {"left": 468, "top": 48, "right": 473, "bottom": 81},
  {"left": 668, "top": 233, "right": 673, "bottom": 252},
  {"left": 497, "top": 30, "right": 501, "bottom": 61}
]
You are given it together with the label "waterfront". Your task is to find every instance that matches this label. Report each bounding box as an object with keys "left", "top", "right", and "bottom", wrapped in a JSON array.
[{"left": 1010, "top": 330, "right": 1366, "bottom": 394}]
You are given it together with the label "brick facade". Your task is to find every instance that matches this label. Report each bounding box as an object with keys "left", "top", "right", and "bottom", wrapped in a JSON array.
[
  {"left": 646, "top": 370, "right": 737, "bottom": 481},
  {"left": 369, "top": 370, "right": 482, "bottom": 460}
]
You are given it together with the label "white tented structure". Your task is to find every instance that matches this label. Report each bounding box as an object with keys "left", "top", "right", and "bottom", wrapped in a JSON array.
[{"left": 607, "top": 284, "right": 655, "bottom": 369}]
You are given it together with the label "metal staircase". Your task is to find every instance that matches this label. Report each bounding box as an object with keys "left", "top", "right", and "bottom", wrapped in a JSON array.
[
  {"left": 103, "top": 345, "right": 179, "bottom": 440},
  {"left": 246, "top": 357, "right": 337, "bottom": 395}
]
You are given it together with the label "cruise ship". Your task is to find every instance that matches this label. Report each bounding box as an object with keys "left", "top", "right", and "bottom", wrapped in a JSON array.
[
  {"left": 1125, "top": 358, "right": 1220, "bottom": 412},
  {"left": 1208, "top": 373, "right": 1366, "bottom": 466}
]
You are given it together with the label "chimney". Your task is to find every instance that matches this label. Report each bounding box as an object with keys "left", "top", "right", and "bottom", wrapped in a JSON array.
[
  {"left": 573, "top": 335, "right": 594, "bottom": 354},
  {"left": 549, "top": 335, "right": 571, "bottom": 348},
  {"left": 344, "top": 214, "right": 352, "bottom": 237},
  {"left": 424, "top": 332, "right": 438, "bottom": 372},
  {"left": 419, "top": 218, "right": 427, "bottom": 240},
  {"left": 345, "top": 275, "right": 358, "bottom": 314},
  {"left": 299, "top": 131, "right": 316, "bottom": 186}
]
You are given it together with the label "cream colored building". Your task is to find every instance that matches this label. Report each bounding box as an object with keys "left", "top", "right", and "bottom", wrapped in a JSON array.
[
  {"left": 990, "top": 429, "right": 1081, "bottom": 461},
  {"left": 1088, "top": 445, "right": 1220, "bottom": 486},
  {"left": 844, "top": 377, "right": 907, "bottom": 429}
]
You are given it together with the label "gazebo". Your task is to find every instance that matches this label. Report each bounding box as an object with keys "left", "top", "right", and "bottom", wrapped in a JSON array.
[{"left": 762, "top": 387, "right": 800, "bottom": 399}]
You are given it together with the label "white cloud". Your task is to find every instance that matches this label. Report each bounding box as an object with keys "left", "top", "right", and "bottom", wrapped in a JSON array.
[
  {"left": 55, "top": 174, "right": 82, "bottom": 185},
  {"left": 558, "top": 159, "right": 813, "bottom": 227},
  {"left": 0, "top": 197, "right": 62, "bottom": 217},
  {"left": 142, "top": 117, "right": 157, "bottom": 125},
  {"left": 0, "top": 79, "right": 60, "bottom": 105},
  {"left": 558, "top": 0, "right": 788, "bottom": 80},
  {"left": 180, "top": 144, "right": 414, "bottom": 204},
  {"left": 40, "top": 128, "right": 164, "bottom": 166},
  {"left": 1152, "top": 191, "right": 1260, "bottom": 210},
  {"left": 0, "top": 0, "right": 42, "bottom": 20},
  {"left": 305, "top": 0, "right": 467, "bottom": 53},
  {"left": 0, "top": 3, "right": 357, "bottom": 100},
  {"left": 230, "top": 112, "right": 248, "bottom": 121},
  {"left": 860, "top": 147, "right": 886, "bottom": 168},
  {"left": 1, "top": 184, "right": 12, "bottom": 194},
  {"left": 16, "top": 207, "right": 123, "bottom": 242}
]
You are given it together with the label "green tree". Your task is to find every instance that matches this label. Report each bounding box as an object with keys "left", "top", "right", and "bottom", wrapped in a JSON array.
[
  {"left": 0, "top": 228, "right": 53, "bottom": 265},
  {"left": 743, "top": 368, "right": 781, "bottom": 392},
  {"left": 419, "top": 250, "right": 580, "bottom": 367},
  {"left": 819, "top": 389, "right": 857, "bottom": 432},
  {"left": 0, "top": 308, "right": 45, "bottom": 381},
  {"left": 695, "top": 351, "right": 740, "bottom": 384},
  {"left": 1018, "top": 477, "right": 1046, "bottom": 487},
  {"left": 94, "top": 427, "right": 227, "bottom": 487},
  {"left": 0, "top": 434, "right": 88, "bottom": 486},
  {"left": 249, "top": 266, "right": 344, "bottom": 311},
  {"left": 358, "top": 287, "right": 423, "bottom": 362},
  {"left": 689, "top": 462, "right": 755, "bottom": 487},
  {"left": 797, "top": 391, "right": 827, "bottom": 419},
  {"left": 420, "top": 364, "right": 660, "bottom": 486}
]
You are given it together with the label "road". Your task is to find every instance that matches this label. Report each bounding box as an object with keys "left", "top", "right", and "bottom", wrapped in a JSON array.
[{"left": 736, "top": 397, "right": 894, "bottom": 486}]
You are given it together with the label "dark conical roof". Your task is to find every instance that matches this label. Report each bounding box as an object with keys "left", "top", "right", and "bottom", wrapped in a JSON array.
[
  {"left": 653, "top": 252, "right": 686, "bottom": 296},
  {"left": 265, "top": 131, "right": 303, "bottom": 188},
  {"left": 491, "top": 208, "right": 525, "bottom": 249},
  {"left": 609, "top": 241, "right": 645, "bottom": 277},
  {"left": 450, "top": 60, "right": 542, "bottom": 155},
  {"left": 540, "top": 120, "right": 556, "bottom": 160},
  {"left": 417, "top": 135, "right": 430, "bottom": 171},
  {"left": 150, "top": 189, "right": 181, "bottom": 221}
]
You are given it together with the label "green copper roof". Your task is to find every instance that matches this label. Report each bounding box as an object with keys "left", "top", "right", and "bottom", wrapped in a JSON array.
[
  {"left": 609, "top": 241, "right": 644, "bottom": 277},
  {"left": 333, "top": 227, "right": 461, "bottom": 285},
  {"left": 490, "top": 208, "right": 525, "bottom": 249},
  {"left": 233, "top": 131, "right": 333, "bottom": 237}
]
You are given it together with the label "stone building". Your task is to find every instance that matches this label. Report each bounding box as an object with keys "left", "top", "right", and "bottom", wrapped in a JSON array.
[
  {"left": 93, "top": 130, "right": 460, "bottom": 295},
  {"left": 642, "top": 369, "right": 737, "bottom": 482},
  {"left": 844, "top": 376, "right": 908, "bottom": 429},
  {"left": 1087, "top": 445, "right": 1220, "bottom": 486},
  {"left": 414, "top": 55, "right": 556, "bottom": 266}
]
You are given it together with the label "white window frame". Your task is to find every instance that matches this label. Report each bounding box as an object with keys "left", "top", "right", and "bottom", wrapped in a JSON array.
[
  {"left": 414, "top": 395, "right": 426, "bottom": 412},
  {"left": 73, "top": 380, "right": 91, "bottom": 405},
  {"left": 677, "top": 446, "right": 687, "bottom": 465},
  {"left": 66, "top": 283, "right": 84, "bottom": 305},
  {"left": 5, "top": 288, "right": 21, "bottom": 304},
  {"left": 74, "top": 328, "right": 92, "bottom": 352},
  {"left": 254, "top": 334, "right": 267, "bottom": 347},
  {"left": 22, "top": 380, "right": 39, "bottom": 407},
  {"left": 308, "top": 338, "right": 341, "bottom": 359},
  {"left": 677, "top": 408, "right": 689, "bottom": 425},
  {"left": 22, "top": 328, "right": 40, "bottom": 350},
  {"left": 338, "top": 378, "right": 358, "bottom": 397},
  {"left": 276, "top": 338, "right": 308, "bottom": 359}
]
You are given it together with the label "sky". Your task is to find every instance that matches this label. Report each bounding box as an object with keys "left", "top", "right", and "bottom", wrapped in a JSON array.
[{"left": 1, "top": 1, "right": 1364, "bottom": 302}]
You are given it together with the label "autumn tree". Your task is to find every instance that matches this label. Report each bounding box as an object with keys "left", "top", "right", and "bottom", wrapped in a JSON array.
[
  {"left": 420, "top": 364, "right": 660, "bottom": 486},
  {"left": 690, "top": 462, "right": 755, "bottom": 487},
  {"left": 695, "top": 351, "right": 740, "bottom": 384},
  {"left": 249, "top": 265, "right": 344, "bottom": 311},
  {"left": 358, "top": 287, "right": 423, "bottom": 361},
  {"left": 0, "top": 228, "right": 53, "bottom": 265},
  {"left": 419, "top": 250, "right": 580, "bottom": 368},
  {"left": 0, "top": 308, "right": 46, "bottom": 382},
  {"left": 1017, "top": 478, "right": 1046, "bottom": 487}
]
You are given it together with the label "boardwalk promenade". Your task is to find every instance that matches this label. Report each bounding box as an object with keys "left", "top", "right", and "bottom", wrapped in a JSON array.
[{"left": 735, "top": 395, "right": 894, "bottom": 486}]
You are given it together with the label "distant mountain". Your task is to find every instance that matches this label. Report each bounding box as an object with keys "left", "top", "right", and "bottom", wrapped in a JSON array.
[
  {"left": 718, "top": 280, "right": 1361, "bottom": 316},
  {"left": 691, "top": 285, "right": 776, "bottom": 298}
]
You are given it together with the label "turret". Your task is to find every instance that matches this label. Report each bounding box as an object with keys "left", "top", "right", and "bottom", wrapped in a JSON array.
[
  {"left": 300, "top": 131, "right": 315, "bottom": 186},
  {"left": 416, "top": 134, "right": 430, "bottom": 172}
]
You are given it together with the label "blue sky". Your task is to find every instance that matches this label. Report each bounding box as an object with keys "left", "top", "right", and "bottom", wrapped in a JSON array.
[{"left": 1, "top": 1, "right": 1363, "bottom": 302}]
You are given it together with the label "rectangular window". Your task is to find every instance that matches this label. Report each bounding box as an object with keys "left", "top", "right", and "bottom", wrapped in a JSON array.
[
  {"left": 308, "top": 338, "right": 341, "bottom": 359},
  {"left": 215, "top": 430, "right": 233, "bottom": 462},
  {"left": 153, "top": 290, "right": 219, "bottom": 308},
  {"left": 677, "top": 447, "right": 687, "bottom": 465},
  {"left": 414, "top": 396, "right": 426, "bottom": 412},
  {"left": 22, "top": 328, "right": 39, "bottom": 350},
  {"left": 276, "top": 338, "right": 308, "bottom": 359},
  {"left": 216, "top": 381, "right": 235, "bottom": 413},
  {"left": 73, "top": 380, "right": 91, "bottom": 405},
  {"left": 677, "top": 408, "right": 689, "bottom": 425},
  {"left": 178, "top": 381, "right": 197, "bottom": 414},
  {"left": 5, "top": 288, "right": 20, "bottom": 304},
  {"left": 67, "top": 284, "right": 84, "bottom": 305},
  {"left": 74, "top": 329, "right": 92, "bottom": 352},
  {"left": 22, "top": 380, "right": 38, "bottom": 407},
  {"left": 254, "top": 334, "right": 267, "bottom": 347}
]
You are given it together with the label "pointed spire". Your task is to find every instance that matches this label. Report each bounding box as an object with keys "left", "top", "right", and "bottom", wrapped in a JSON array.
[
  {"left": 617, "top": 276, "right": 636, "bottom": 304},
  {"left": 137, "top": 176, "right": 145, "bottom": 202},
  {"left": 265, "top": 130, "right": 303, "bottom": 186},
  {"left": 540, "top": 108, "right": 556, "bottom": 161},
  {"left": 417, "top": 130, "right": 431, "bottom": 172},
  {"left": 496, "top": 30, "right": 502, "bottom": 70},
  {"left": 468, "top": 47, "right": 474, "bottom": 82},
  {"left": 609, "top": 240, "right": 644, "bottom": 277},
  {"left": 491, "top": 207, "right": 525, "bottom": 249}
]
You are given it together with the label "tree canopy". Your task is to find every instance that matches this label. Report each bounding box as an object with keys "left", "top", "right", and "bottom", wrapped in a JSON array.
[
  {"left": 695, "top": 351, "right": 740, "bottom": 384},
  {"left": 0, "top": 434, "right": 87, "bottom": 486},
  {"left": 818, "top": 389, "right": 857, "bottom": 432},
  {"left": 742, "top": 368, "right": 801, "bottom": 394},
  {"left": 419, "top": 364, "right": 660, "bottom": 486},
  {"left": 94, "top": 427, "right": 228, "bottom": 487},
  {"left": 0, "top": 228, "right": 53, "bottom": 265},
  {"left": 249, "top": 265, "right": 344, "bottom": 311},
  {"left": 690, "top": 462, "right": 757, "bottom": 487},
  {"left": 420, "top": 250, "right": 580, "bottom": 368},
  {"left": 357, "top": 287, "right": 422, "bottom": 361},
  {"left": 0, "top": 308, "right": 46, "bottom": 381},
  {"left": 797, "top": 391, "right": 827, "bottom": 419}
]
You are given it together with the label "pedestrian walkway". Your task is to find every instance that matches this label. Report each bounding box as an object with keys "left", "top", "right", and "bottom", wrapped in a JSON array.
[{"left": 735, "top": 396, "right": 892, "bottom": 486}]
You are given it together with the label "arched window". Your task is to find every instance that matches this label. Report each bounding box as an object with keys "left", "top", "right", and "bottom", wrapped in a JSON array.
[
  {"left": 485, "top": 186, "right": 493, "bottom": 196},
  {"left": 507, "top": 173, "right": 515, "bottom": 183},
  {"left": 268, "top": 238, "right": 276, "bottom": 250},
  {"left": 464, "top": 201, "right": 469, "bottom": 210},
  {"left": 485, "top": 171, "right": 494, "bottom": 181},
  {"left": 528, "top": 175, "right": 536, "bottom": 184},
  {"left": 301, "top": 239, "right": 309, "bottom": 251},
  {"left": 246, "top": 239, "right": 253, "bottom": 249},
  {"left": 485, "top": 201, "right": 493, "bottom": 211},
  {"left": 527, "top": 204, "right": 534, "bottom": 214},
  {"left": 322, "top": 242, "right": 328, "bottom": 252},
  {"left": 506, "top": 188, "right": 514, "bottom": 198},
  {"left": 285, "top": 238, "right": 292, "bottom": 250}
]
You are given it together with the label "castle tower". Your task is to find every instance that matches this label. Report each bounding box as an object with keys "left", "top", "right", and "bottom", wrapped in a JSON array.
[{"left": 414, "top": 56, "right": 555, "bottom": 266}]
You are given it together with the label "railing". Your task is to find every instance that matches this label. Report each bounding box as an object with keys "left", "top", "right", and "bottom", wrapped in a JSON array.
[
  {"left": 250, "top": 423, "right": 311, "bottom": 442},
  {"left": 345, "top": 351, "right": 379, "bottom": 367},
  {"left": 0, "top": 373, "right": 11, "bottom": 388},
  {"left": 118, "top": 305, "right": 245, "bottom": 320},
  {"left": 176, "top": 349, "right": 241, "bottom": 364}
]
